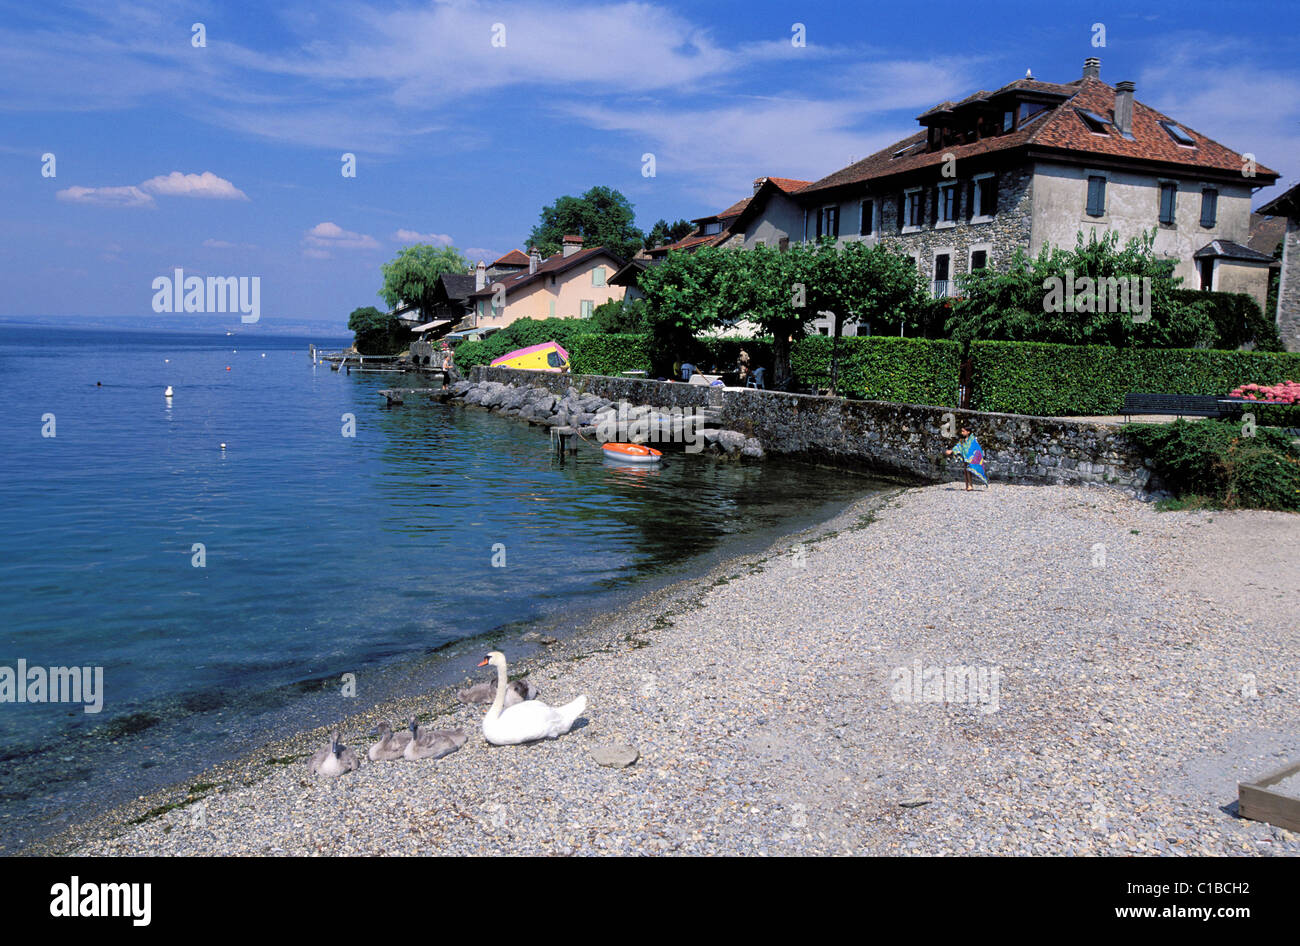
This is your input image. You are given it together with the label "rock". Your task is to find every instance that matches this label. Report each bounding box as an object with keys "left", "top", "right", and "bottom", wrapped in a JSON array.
[
  {"left": 521, "top": 631, "right": 541, "bottom": 642},
  {"left": 741, "top": 437, "right": 765, "bottom": 459},
  {"left": 900, "top": 798, "right": 931, "bottom": 808},
  {"left": 591, "top": 742, "right": 639, "bottom": 768},
  {"left": 716, "top": 430, "right": 747, "bottom": 454}
]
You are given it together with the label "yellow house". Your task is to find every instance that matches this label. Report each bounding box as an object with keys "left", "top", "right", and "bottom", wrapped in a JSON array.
[{"left": 467, "top": 236, "right": 627, "bottom": 330}]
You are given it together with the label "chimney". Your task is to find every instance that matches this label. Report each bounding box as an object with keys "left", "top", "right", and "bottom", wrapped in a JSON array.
[
  {"left": 474, "top": 260, "right": 486, "bottom": 291},
  {"left": 528, "top": 247, "right": 540, "bottom": 273},
  {"left": 753, "top": 176, "right": 767, "bottom": 195},
  {"left": 561, "top": 234, "right": 583, "bottom": 258},
  {"left": 1113, "top": 80, "right": 1135, "bottom": 138},
  {"left": 1082, "top": 57, "right": 1100, "bottom": 80}
]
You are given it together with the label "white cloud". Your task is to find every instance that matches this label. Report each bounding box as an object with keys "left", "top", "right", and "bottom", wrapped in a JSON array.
[
  {"left": 303, "top": 221, "right": 380, "bottom": 258},
  {"left": 394, "top": 229, "right": 454, "bottom": 245},
  {"left": 1137, "top": 35, "right": 1300, "bottom": 198},
  {"left": 141, "top": 171, "right": 248, "bottom": 200},
  {"left": 55, "top": 185, "right": 154, "bottom": 207}
]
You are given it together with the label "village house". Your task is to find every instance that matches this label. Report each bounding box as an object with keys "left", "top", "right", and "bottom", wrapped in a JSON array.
[
  {"left": 1257, "top": 181, "right": 1300, "bottom": 351},
  {"left": 737, "top": 58, "right": 1279, "bottom": 327},
  {"left": 467, "top": 236, "right": 626, "bottom": 331}
]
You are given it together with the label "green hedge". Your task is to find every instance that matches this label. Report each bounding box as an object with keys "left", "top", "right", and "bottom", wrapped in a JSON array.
[
  {"left": 569, "top": 334, "right": 652, "bottom": 375},
  {"left": 791, "top": 336, "right": 961, "bottom": 406},
  {"left": 1168, "top": 288, "right": 1282, "bottom": 351},
  {"left": 971, "top": 340, "right": 1300, "bottom": 416}
]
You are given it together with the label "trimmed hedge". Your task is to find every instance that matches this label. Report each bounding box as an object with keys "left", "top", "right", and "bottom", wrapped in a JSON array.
[
  {"left": 1168, "top": 288, "right": 1282, "bottom": 351},
  {"left": 971, "top": 340, "right": 1300, "bottom": 417},
  {"left": 791, "top": 336, "right": 961, "bottom": 407},
  {"left": 568, "top": 334, "right": 652, "bottom": 375}
]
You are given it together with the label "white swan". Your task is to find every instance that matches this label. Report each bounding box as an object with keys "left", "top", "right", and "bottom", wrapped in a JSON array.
[
  {"left": 402, "top": 717, "right": 467, "bottom": 761},
  {"left": 478, "top": 651, "right": 586, "bottom": 746},
  {"left": 307, "top": 730, "right": 361, "bottom": 776}
]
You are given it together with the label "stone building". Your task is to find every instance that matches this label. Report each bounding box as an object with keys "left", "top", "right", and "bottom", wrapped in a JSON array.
[
  {"left": 737, "top": 58, "right": 1279, "bottom": 317},
  {"left": 1256, "top": 182, "right": 1300, "bottom": 351}
]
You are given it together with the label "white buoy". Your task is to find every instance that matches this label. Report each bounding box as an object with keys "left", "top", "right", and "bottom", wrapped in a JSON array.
[
  {"left": 164, "top": 358, "right": 170, "bottom": 363},
  {"left": 261, "top": 353, "right": 266, "bottom": 358},
  {"left": 164, "top": 385, "right": 174, "bottom": 397},
  {"left": 220, "top": 443, "right": 227, "bottom": 450}
]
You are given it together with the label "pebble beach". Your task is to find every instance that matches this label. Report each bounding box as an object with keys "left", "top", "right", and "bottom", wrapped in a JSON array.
[{"left": 43, "top": 482, "right": 1300, "bottom": 857}]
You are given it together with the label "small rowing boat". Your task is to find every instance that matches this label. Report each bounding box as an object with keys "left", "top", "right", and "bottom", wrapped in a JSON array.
[{"left": 601, "top": 442, "right": 662, "bottom": 463}]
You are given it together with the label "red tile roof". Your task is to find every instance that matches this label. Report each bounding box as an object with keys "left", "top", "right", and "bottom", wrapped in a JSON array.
[
  {"left": 490, "top": 249, "right": 530, "bottom": 267},
  {"left": 760, "top": 176, "right": 813, "bottom": 194},
  {"left": 800, "top": 75, "right": 1277, "bottom": 196}
]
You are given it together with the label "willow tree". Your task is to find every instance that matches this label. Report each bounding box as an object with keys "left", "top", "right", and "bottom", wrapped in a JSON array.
[{"left": 379, "top": 243, "right": 469, "bottom": 321}]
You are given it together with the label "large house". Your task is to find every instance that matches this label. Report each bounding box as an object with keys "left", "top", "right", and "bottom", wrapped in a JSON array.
[
  {"left": 738, "top": 58, "right": 1279, "bottom": 316},
  {"left": 1257, "top": 181, "right": 1300, "bottom": 351},
  {"left": 467, "top": 236, "right": 626, "bottom": 331}
]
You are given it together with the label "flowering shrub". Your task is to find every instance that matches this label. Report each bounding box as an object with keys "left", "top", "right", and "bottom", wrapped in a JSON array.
[{"left": 1227, "top": 380, "right": 1300, "bottom": 404}]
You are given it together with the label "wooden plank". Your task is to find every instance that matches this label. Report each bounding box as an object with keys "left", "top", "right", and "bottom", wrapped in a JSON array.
[{"left": 1238, "top": 759, "right": 1300, "bottom": 832}]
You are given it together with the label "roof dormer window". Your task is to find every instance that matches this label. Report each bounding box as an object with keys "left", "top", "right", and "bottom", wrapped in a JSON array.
[
  {"left": 1159, "top": 121, "right": 1196, "bottom": 147},
  {"left": 1075, "top": 108, "right": 1111, "bottom": 135}
]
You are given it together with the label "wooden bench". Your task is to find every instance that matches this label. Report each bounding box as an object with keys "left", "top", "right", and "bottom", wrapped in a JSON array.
[{"left": 1121, "top": 393, "right": 1237, "bottom": 422}]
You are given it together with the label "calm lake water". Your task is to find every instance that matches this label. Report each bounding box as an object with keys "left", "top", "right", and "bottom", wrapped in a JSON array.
[{"left": 0, "top": 325, "right": 882, "bottom": 850}]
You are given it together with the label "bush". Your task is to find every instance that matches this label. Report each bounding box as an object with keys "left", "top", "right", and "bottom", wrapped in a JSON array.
[
  {"left": 1168, "top": 289, "right": 1282, "bottom": 351},
  {"left": 347, "top": 305, "right": 410, "bottom": 355},
  {"left": 971, "top": 340, "right": 1300, "bottom": 416},
  {"left": 791, "top": 336, "right": 960, "bottom": 406},
  {"left": 1124, "top": 420, "right": 1300, "bottom": 511},
  {"left": 569, "top": 334, "right": 652, "bottom": 375}
]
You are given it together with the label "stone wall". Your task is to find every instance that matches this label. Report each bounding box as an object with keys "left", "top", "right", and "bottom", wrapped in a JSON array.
[
  {"left": 1280, "top": 217, "right": 1300, "bottom": 352},
  {"left": 472, "top": 366, "right": 1160, "bottom": 495}
]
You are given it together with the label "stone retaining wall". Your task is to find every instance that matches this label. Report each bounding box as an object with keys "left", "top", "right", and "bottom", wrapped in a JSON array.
[{"left": 472, "top": 366, "right": 1160, "bottom": 495}]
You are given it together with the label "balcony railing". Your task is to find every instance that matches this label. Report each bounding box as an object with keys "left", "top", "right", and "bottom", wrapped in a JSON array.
[{"left": 932, "top": 279, "right": 951, "bottom": 298}]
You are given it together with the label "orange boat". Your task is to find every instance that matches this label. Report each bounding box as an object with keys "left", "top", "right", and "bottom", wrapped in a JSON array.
[{"left": 601, "top": 442, "right": 662, "bottom": 463}]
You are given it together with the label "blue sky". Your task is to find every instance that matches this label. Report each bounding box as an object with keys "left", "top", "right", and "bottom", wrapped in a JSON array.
[{"left": 2, "top": 0, "right": 1298, "bottom": 331}]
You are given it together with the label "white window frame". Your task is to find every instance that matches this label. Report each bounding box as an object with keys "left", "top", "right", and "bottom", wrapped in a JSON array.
[
  {"left": 971, "top": 172, "right": 996, "bottom": 224},
  {"left": 580, "top": 299, "right": 594, "bottom": 318},
  {"left": 859, "top": 198, "right": 876, "bottom": 237},
  {"left": 931, "top": 247, "right": 955, "bottom": 298},
  {"left": 592, "top": 266, "right": 606, "bottom": 287},
  {"left": 902, "top": 187, "right": 923, "bottom": 233},
  {"left": 935, "top": 182, "right": 958, "bottom": 229}
]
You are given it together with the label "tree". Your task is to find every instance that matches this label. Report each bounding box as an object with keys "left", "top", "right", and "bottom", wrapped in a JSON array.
[
  {"left": 348, "top": 305, "right": 408, "bottom": 355},
  {"left": 945, "top": 229, "right": 1215, "bottom": 348},
  {"left": 643, "top": 218, "right": 695, "bottom": 249},
  {"left": 589, "top": 298, "right": 649, "bottom": 334},
  {"left": 378, "top": 243, "right": 469, "bottom": 321},
  {"left": 638, "top": 247, "right": 729, "bottom": 372},
  {"left": 526, "top": 186, "right": 643, "bottom": 260}
]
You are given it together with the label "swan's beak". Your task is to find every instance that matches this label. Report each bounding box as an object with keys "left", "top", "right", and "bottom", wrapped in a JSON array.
[{"left": 477, "top": 658, "right": 490, "bottom": 667}]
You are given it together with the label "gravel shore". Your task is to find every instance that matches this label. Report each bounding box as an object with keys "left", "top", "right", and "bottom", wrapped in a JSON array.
[{"left": 48, "top": 482, "right": 1300, "bottom": 856}]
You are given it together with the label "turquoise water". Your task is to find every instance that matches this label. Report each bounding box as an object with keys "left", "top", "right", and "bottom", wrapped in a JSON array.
[{"left": 0, "top": 326, "right": 880, "bottom": 849}]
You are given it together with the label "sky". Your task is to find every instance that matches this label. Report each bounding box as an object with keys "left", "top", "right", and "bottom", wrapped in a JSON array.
[{"left": 2, "top": 0, "right": 1298, "bottom": 332}]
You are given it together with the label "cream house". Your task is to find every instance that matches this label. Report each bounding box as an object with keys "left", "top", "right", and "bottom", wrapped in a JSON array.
[{"left": 466, "top": 236, "right": 627, "bottom": 331}]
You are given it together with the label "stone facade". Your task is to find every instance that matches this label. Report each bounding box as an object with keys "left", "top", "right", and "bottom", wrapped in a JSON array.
[
  {"left": 474, "top": 367, "right": 1160, "bottom": 496},
  {"left": 1281, "top": 218, "right": 1300, "bottom": 352}
]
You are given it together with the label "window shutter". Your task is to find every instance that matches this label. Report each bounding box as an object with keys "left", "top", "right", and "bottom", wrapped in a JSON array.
[
  {"left": 1087, "top": 176, "right": 1105, "bottom": 216},
  {"left": 1201, "top": 189, "right": 1218, "bottom": 227}
]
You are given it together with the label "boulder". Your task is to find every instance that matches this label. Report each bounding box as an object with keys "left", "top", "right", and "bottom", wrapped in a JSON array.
[
  {"left": 741, "top": 437, "right": 765, "bottom": 459},
  {"left": 716, "top": 430, "right": 747, "bottom": 454}
]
